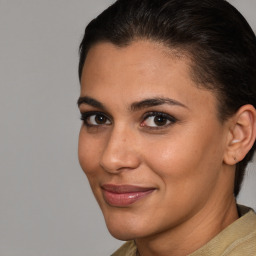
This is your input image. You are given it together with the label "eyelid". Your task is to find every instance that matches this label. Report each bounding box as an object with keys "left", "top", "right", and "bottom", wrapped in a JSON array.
[
  {"left": 141, "top": 111, "right": 177, "bottom": 128},
  {"left": 80, "top": 110, "right": 177, "bottom": 129},
  {"left": 80, "top": 111, "right": 112, "bottom": 126}
]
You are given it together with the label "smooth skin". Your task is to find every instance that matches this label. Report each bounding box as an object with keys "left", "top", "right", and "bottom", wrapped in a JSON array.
[{"left": 78, "top": 41, "right": 256, "bottom": 256}]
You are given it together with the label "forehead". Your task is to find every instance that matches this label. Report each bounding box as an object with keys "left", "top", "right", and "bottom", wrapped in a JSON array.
[
  {"left": 82, "top": 41, "right": 191, "bottom": 89},
  {"left": 80, "top": 40, "right": 217, "bottom": 112}
]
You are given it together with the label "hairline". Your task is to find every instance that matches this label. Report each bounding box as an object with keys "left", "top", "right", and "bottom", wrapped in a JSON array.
[{"left": 80, "top": 37, "right": 226, "bottom": 122}]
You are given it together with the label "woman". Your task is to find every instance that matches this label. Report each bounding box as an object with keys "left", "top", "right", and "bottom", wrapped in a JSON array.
[{"left": 77, "top": 0, "right": 256, "bottom": 255}]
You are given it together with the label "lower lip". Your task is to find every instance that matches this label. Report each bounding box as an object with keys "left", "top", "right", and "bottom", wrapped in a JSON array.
[{"left": 102, "top": 189, "right": 155, "bottom": 207}]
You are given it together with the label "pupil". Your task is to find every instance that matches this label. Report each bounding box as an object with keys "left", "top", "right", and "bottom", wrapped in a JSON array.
[
  {"left": 96, "top": 115, "right": 106, "bottom": 124},
  {"left": 154, "top": 116, "right": 167, "bottom": 126}
]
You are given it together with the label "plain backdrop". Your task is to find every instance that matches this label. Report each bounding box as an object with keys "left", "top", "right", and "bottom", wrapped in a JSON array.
[{"left": 0, "top": 0, "right": 255, "bottom": 255}]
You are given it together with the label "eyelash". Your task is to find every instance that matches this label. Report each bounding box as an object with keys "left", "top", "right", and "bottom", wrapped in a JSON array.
[
  {"left": 80, "top": 111, "right": 177, "bottom": 129},
  {"left": 141, "top": 111, "right": 177, "bottom": 129},
  {"left": 80, "top": 111, "right": 111, "bottom": 127}
]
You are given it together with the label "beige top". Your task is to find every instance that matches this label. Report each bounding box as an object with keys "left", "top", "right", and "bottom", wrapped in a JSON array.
[{"left": 111, "top": 205, "right": 256, "bottom": 256}]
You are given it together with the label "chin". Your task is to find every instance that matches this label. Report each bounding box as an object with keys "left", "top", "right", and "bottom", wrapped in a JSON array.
[
  {"left": 108, "top": 228, "right": 135, "bottom": 241},
  {"left": 107, "top": 225, "right": 147, "bottom": 241},
  {"left": 103, "top": 210, "right": 147, "bottom": 240}
]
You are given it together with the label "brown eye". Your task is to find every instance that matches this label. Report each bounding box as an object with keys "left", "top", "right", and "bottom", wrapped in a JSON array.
[
  {"left": 143, "top": 115, "right": 170, "bottom": 127},
  {"left": 141, "top": 112, "right": 176, "bottom": 128},
  {"left": 81, "top": 113, "right": 111, "bottom": 126},
  {"left": 95, "top": 114, "right": 108, "bottom": 124},
  {"left": 153, "top": 116, "right": 168, "bottom": 126}
]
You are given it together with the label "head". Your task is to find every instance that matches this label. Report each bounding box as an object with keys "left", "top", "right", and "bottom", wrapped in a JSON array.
[
  {"left": 77, "top": 0, "right": 256, "bottom": 241},
  {"left": 79, "top": 0, "right": 256, "bottom": 197}
]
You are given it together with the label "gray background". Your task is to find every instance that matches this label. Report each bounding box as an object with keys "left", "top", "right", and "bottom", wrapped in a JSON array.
[{"left": 0, "top": 1, "right": 255, "bottom": 255}]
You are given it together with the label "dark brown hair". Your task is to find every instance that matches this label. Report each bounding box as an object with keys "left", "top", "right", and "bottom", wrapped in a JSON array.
[{"left": 79, "top": 0, "right": 256, "bottom": 196}]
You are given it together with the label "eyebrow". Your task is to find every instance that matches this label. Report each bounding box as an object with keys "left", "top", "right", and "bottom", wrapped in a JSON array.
[
  {"left": 77, "top": 96, "right": 187, "bottom": 111},
  {"left": 77, "top": 96, "right": 105, "bottom": 109},
  {"left": 130, "top": 97, "right": 187, "bottom": 111}
]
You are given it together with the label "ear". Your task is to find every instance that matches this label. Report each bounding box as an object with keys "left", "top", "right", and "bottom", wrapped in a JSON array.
[{"left": 224, "top": 104, "right": 256, "bottom": 165}]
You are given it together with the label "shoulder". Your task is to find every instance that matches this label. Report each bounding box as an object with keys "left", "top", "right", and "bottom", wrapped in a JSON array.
[
  {"left": 224, "top": 209, "right": 256, "bottom": 255},
  {"left": 190, "top": 205, "right": 256, "bottom": 256}
]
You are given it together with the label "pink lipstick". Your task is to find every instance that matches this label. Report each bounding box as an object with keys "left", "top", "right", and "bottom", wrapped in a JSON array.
[{"left": 101, "top": 184, "right": 155, "bottom": 207}]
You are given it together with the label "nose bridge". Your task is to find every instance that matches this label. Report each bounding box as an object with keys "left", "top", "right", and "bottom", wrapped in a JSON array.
[{"left": 100, "top": 124, "right": 140, "bottom": 173}]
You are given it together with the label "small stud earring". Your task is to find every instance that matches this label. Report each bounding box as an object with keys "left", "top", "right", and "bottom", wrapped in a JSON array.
[{"left": 231, "top": 139, "right": 240, "bottom": 144}]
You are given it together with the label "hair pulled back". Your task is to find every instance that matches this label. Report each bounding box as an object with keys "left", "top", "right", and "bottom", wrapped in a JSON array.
[{"left": 79, "top": 0, "right": 256, "bottom": 196}]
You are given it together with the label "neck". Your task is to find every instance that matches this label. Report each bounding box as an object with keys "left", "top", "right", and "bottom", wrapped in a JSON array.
[{"left": 135, "top": 196, "right": 238, "bottom": 256}]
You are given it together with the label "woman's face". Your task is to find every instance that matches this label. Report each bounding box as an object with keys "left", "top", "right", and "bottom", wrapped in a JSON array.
[{"left": 78, "top": 41, "right": 231, "bottom": 240}]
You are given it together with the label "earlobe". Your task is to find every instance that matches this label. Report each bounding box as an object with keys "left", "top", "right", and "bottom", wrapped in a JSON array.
[{"left": 224, "top": 104, "right": 256, "bottom": 165}]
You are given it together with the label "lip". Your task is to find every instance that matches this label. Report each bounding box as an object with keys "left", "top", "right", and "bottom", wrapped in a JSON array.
[{"left": 101, "top": 184, "right": 156, "bottom": 207}]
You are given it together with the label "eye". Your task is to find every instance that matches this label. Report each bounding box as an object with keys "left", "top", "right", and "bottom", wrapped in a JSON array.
[
  {"left": 80, "top": 112, "right": 111, "bottom": 126},
  {"left": 141, "top": 112, "right": 176, "bottom": 128}
]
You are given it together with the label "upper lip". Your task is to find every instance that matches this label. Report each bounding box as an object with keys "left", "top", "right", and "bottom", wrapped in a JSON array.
[{"left": 101, "top": 184, "right": 156, "bottom": 194}]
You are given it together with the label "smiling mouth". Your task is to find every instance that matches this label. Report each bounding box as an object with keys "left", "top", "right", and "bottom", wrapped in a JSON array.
[{"left": 101, "top": 184, "right": 156, "bottom": 207}]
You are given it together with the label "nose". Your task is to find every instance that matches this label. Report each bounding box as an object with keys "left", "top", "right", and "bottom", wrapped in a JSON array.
[{"left": 99, "top": 126, "right": 140, "bottom": 174}]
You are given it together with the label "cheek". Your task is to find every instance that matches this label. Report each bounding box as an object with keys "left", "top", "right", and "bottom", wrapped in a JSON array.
[
  {"left": 144, "top": 134, "right": 196, "bottom": 177},
  {"left": 78, "top": 129, "right": 100, "bottom": 176},
  {"left": 143, "top": 127, "right": 223, "bottom": 189},
  {"left": 78, "top": 131, "right": 103, "bottom": 202}
]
